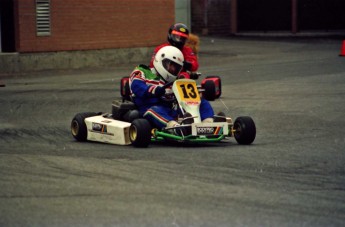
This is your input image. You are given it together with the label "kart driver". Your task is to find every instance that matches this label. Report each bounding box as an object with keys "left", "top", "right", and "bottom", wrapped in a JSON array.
[
  {"left": 129, "top": 45, "right": 214, "bottom": 130},
  {"left": 149, "top": 23, "right": 198, "bottom": 79}
]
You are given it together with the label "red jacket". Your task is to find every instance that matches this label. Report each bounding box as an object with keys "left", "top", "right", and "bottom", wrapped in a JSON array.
[{"left": 149, "top": 43, "right": 199, "bottom": 73}]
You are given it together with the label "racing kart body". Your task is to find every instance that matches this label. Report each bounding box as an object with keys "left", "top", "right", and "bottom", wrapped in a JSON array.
[{"left": 71, "top": 77, "right": 256, "bottom": 148}]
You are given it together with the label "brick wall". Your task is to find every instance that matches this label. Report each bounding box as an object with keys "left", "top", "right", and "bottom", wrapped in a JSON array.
[{"left": 15, "top": 0, "right": 174, "bottom": 53}]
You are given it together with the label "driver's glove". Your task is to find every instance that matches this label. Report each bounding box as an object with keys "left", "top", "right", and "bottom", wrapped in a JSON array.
[{"left": 149, "top": 85, "right": 166, "bottom": 97}]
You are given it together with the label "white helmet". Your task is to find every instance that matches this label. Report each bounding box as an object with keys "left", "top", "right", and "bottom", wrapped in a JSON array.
[{"left": 153, "top": 46, "right": 184, "bottom": 83}]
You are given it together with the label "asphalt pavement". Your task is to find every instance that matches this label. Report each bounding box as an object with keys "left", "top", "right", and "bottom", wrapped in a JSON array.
[{"left": 0, "top": 36, "right": 345, "bottom": 226}]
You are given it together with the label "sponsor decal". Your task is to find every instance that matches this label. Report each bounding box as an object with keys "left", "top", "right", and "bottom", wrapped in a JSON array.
[
  {"left": 180, "top": 28, "right": 186, "bottom": 32},
  {"left": 91, "top": 122, "right": 114, "bottom": 135},
  {"left": 197, "top": 127, "right": 214, "bottom": 135},
  {"left": 196, "top": 126, "right": 223, "bottom": 135},
  {"left": 185, "top": 101, "right": 199, "bottom": 105},
  {"left": 92, "top": 123, "right": 104, "bottom": 132}
]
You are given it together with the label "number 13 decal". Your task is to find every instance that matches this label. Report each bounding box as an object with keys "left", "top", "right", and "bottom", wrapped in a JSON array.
[
  {"left": 175, "top": 80, "right": 200, "bottom": 102},
  {"left": 180, "top": 83, "right": 197, "bottom": 99}
]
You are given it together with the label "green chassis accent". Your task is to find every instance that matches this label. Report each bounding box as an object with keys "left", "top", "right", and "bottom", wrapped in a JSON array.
[{"left": 152, "top": 130, "right": 225, "bottom": 142}]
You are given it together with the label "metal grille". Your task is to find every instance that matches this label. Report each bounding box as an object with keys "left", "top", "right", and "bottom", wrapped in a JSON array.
[{"left": 36, "top": 0, "right": 51, "bottom": 36}]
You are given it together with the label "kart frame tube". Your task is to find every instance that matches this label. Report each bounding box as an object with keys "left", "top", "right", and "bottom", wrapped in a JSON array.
[{"left": 152, "top": 130, "right": 225, "bottom": 142}]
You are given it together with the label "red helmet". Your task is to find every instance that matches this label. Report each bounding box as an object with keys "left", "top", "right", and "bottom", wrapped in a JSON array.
[{"left": 167, "top": 23, "right": 189, "bottom": 49}]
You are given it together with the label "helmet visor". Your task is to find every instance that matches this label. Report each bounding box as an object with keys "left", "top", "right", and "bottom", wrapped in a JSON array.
[
  {"left": 162, "top": 59, "right": 183, "bottom": 76},
  {"left": 171, "top": 30, "right": 188, "bottom": 45}
]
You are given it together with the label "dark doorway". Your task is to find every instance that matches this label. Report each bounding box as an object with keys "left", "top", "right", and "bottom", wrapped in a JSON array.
[
  {"left": 0, "top": 0, "right": 15, "bottom": 52},
  {"left": 299, "top": 0, "right": 345, "bottom": 30},
  {"left": 238, "top": 0, "right": 291, "bottom": 31}
]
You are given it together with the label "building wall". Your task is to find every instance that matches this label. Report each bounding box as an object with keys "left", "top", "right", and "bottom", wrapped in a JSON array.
[
  {"left": 191, "top": 0, "right": 231, "bottom": 35},
  {"left": 14, "top": 0, "right": 174, "bottom": 53},
  {"left": 207, "top": 0, "right": 231, "bottom": 34},
  {"left": 175, "top": 0, "right": 191, "bottom": 29},
  {"left": 190, "top": 0, "right": 205, "bottom": 34}
]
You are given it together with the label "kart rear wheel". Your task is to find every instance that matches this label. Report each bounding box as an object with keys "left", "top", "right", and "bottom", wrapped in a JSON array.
[
  {"left": 71, "top": 112, "right": 98, "bottom": 141},
  {"left": 129, "top": 118, "right": 151, "bottom": 148},
  {"left": 203, "top": 80, "right": 216, "bottom": 101},
  {"left": 234, "top": 116, "right": 256, "bottom": 145}
]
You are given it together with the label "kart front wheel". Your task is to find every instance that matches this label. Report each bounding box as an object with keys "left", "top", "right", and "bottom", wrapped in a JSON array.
[
  {"left": 71, "top": 112, "right": 98, "bottom": 141},
  {"left": 129, "top": 118, "right": 151, "bottom": 148},
  {"left": 206, "top": 75, "right": 222, "bottom": 98},
  {"left": 203, "top": 80, "right": 216, "bottom": 101},
  {"left": 234, "top": 116, "right": 256, "bottom": 145}
]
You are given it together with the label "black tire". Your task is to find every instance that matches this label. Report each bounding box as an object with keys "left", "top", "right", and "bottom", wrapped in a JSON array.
[
  {"left": 234, "top": 116, "right": 256, "bottom": 145},
  {"left": 203, "top": 80, "right": 216, "bottom": 101},
  {"left": 206, "top": 75, "right": 222, "bottom": 98},
  {"left": 129, "top": 118, "right": 151, "bottom": 148},
  {"left": 71, "top": 112, "right": 98, "bottom": 141}
]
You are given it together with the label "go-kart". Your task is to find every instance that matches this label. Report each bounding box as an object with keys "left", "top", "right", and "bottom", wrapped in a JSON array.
[{"left": 71, "top": 77, "right": 256, "bottom": 148}]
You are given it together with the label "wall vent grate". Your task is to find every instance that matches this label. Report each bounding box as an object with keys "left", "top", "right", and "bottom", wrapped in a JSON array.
[{"left": 36, "top": 0, "right": 51, "bottom": 36}]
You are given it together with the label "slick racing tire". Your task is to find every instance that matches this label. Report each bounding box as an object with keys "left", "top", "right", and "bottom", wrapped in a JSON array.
[
  {"left": 203, "top": 80, "right": 216, "bottom": 101},
  {"left": 129, "top": 118, "right": 152, "bottom": 148},
  {"left": 234, "top": 116, "right": 256, "bottom": 145},
  {"left": 71, "top": 112, "right": 98, "bottom": 141}
]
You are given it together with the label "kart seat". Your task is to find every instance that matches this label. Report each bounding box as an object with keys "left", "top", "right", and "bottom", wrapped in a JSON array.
[
  {"left": 112, "top": 100, "right": 139, "bottom": 122},
  {"left": 117, "top": 76, "right": 142, "bottom": 122},
  {"left": 120, "top": 76, "right": 131, "bottom": 102}
]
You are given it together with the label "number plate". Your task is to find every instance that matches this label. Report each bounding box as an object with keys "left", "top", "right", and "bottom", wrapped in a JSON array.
[{"left": 174, "top": 80, "right": 200, "bottom": 103}]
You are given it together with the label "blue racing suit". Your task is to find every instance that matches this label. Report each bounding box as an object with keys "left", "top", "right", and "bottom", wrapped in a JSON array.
[{"left": 129, "top": 64, "right": 214, "bottom": 129}]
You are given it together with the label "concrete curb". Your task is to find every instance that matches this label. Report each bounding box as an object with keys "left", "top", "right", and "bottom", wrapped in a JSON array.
[{"left": 0, "top": 47, "right": 153, "bottom": 74}]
